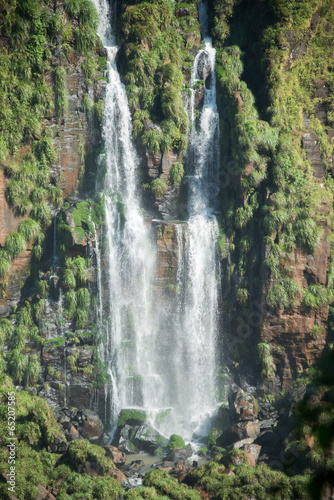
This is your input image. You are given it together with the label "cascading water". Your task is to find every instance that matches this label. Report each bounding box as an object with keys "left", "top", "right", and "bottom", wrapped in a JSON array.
[
  {"left": 91, "top": 0, "right": 156, "bottom": 432},
  {"left": 152, "top": 0, "right": 221, "bottom": 437},
  {"left": 92, "top": 0, "right": 222, "bottom": 440}
]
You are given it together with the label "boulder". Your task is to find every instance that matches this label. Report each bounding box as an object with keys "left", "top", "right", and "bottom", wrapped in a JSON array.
[
  {"left": 168, "top": 444, "right": 192, "bottom": 462},
  {"left": 81, "top": 409, "right": 103, "bottom": 441},
  {"left": 245, "top": 452, "right": 256, "bottom": 467},
  {"left": 232, "top": 438, "right": 256, "bottom": 449},
  {"left": 230, "top": 390, "right": 258, "bottom": 421},
  {"left": 62, "top": 422, "right": 79, "bottom": 441},
  {"left": 118, "top": 424, "right": 138, "bottom": 454},
  {"left": 243, "top": 443, "right": 262, "bottom": 462},
  {"left": 229, "top": 420, "right": 261, "bottom": 442},
  {"left": 103, "top": 445, "right": 126, "bottom": 465},
  {"left": 133, "top": 424, "right": 168, "bottom": 454},
  {"left": 111, "top": 468, "right": 128, "bottom": 486}
]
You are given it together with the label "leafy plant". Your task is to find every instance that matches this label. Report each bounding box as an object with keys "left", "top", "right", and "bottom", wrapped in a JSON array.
[
  {"left": 151, "top": 178, "right": 168, "bottom": 198},
  {"left": 54, "top": 66, "right": 68, "bottom": 119},
  {"left": 169, "top": 162, "right": 184, "bottom": 186},
  {"left": 258, "top": 342, "right": 276, "bottom": 381}
]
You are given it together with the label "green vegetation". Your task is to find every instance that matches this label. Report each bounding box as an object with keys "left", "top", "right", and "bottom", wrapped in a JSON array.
[
  {"left": 0, "top": 0, "right": 101, "bottom": 280},
  {"left": 168, "top": 434, "right": 185, "bottom": 450},
  {"left": 68, "top": 439, "right": 114, "bottom": 474},
  {"left": 54, "top": 66, "right": 68, "bottom": 119},
  {"left": 118, "top": 0, "right": 200, "bottom": 157},
  {"left": 0, "top": 382, "right": 122, "bottom": 500},
  {"left": 185, "top": 458, "right": 309, "bottom": 499},
  {"left": 258, "top": 342, "right": 276, "bottom": 381},
  {"left": 151, "top": 178, "right": 168, "bottom": 199},
  {"left": 169, "top": 162, "right": 184, "bottom": 186},
  {"left": 118, "top": 408, "right": 147, "bottom": 427},
  {"left": 143, "top": 470, "right": 201, "bottom": 500}
]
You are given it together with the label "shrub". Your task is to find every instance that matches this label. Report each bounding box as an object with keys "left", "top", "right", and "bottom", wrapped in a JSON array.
[
  {"left": 258, "top": 343, "right": 276, "bottom": 381},
  {"left": 31, "top": 202, "right": 52, "bottom": 227},
  {"left": 68, "top": 439, "right": 113, "bottom": 474},
  {"left": 8, "top": 349, "right": 27, "bottom": 384},
  {"left": 4, "top": 232, "right": 26, "bottom": 258},
  {"left": 18, "top": 218, "right": 41, "bottom": 242},
  {"left": 267, "top": 284, "right": 288, "bottom": 309},
  {"left": 76, "top": 287, "right": 90, "bottom": 309},
  {"left": 64, "top": 289, "right": 77, "bottom": 319},
  {"left": 0, "top": 250, "right": 12, "bottom": 277},
  {"left": 237, "top": 288, "right": 248, "bottom": 306},
  {"left": 169, "top": 162, "right": 184, "bottom": 186},
  {"left": 28, "top": 354, "right": 40, "bottom": 386},
  {"left": 151, "top": 178, "right": 168, "bottom": 198},
  {"left": 63, "top": 268, "right": 76, "bottom": 289},
  {"left": 54, "top": 66, "right": 68, "bottom": 119},
  {"left": 303, "top": 284, "right": 328, "bottom": 309},
  {"left": 37, "top": 280, "right": 49, "bottom": 299},
  {"left": 75, "top": 309, "right": 88, "bottom": 329}
]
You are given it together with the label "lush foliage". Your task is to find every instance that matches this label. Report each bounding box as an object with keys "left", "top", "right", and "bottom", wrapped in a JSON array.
[{"left": 118, "top": 0, "right": 200, "bottom": 157}]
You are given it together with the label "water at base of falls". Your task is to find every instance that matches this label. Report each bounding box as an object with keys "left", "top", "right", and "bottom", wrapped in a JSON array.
[{"left": 91, "top": 0, "right": 223, "bottom": 441}]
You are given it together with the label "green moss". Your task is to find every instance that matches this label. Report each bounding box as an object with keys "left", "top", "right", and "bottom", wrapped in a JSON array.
[
  {"left": 118, "top": 408, "right": 147, "bottom": 427},
  {"left": 143, "top": 470, "right": 200, "bottom": 499},
  {"left": 68, "top": 439, "right": 114, "bottom": 474},
  {"left": 168, "top": 434, "right": 185, "bottom": 450}
]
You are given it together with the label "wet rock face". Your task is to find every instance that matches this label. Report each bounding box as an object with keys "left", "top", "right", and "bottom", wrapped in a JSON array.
[
  {"left": 195, "top": 51, "right": 212, "bottom": 88},
  {"left": 302, "top": 131, "right": 326, "bottom": 179},
  {"left": 261, "top": 234, "right": 330, "bottom": 388},
  {"left": 58, "top": 408, "right": 103, "bottom": 443}
]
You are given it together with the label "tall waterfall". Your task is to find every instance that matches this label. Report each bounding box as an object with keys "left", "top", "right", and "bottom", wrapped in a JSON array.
[
  {"left": 91, "top": 0, "right": 156, "bottom": 430},
  {"left": 92, "top": 0, "right": 221, "bottom": 440}
]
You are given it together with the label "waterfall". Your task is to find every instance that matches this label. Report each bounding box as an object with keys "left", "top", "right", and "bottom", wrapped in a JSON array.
[
  {"left": 92, "top": 0, "right": 221, "bottom": 439},
  {"left": 91, "top": 0, "right": 156, "bottom": 431},
  {"left": 149, "top": 0, "right": 221, "bottom": 437}
]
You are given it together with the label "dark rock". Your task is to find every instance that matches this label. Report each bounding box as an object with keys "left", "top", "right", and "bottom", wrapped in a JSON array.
[
  {"left": 133, "top": 424, "right": 168, "bottom": 454},
  {"left": 125, "top": 460, "right": 144, "bottom": 474},
  {"left": 218, "top": 405, "right": 232, "bottom": 429},
  {"left": 302, "top": 131, "right": 326, "bottom": 179},
  {"left": 259, "top": 419, "right": 275, "bottom": 431},
  {"left": 81, "top": 409, "right": 103, "bottom": 441},
  {"left": 167, "top": 444, "right": 192, "bottom": 461},
  {"left": 176, "top": 7, "right": 190, "bottom": 18},
  {"left": 118, "top": 424, "right": 138, "bottom": 454},
  {"left": 195, "top": 51, "right": 211, "bottom": 88},
  {"left": 254, "top": 430, "right": 279, "bottom": 447}
]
